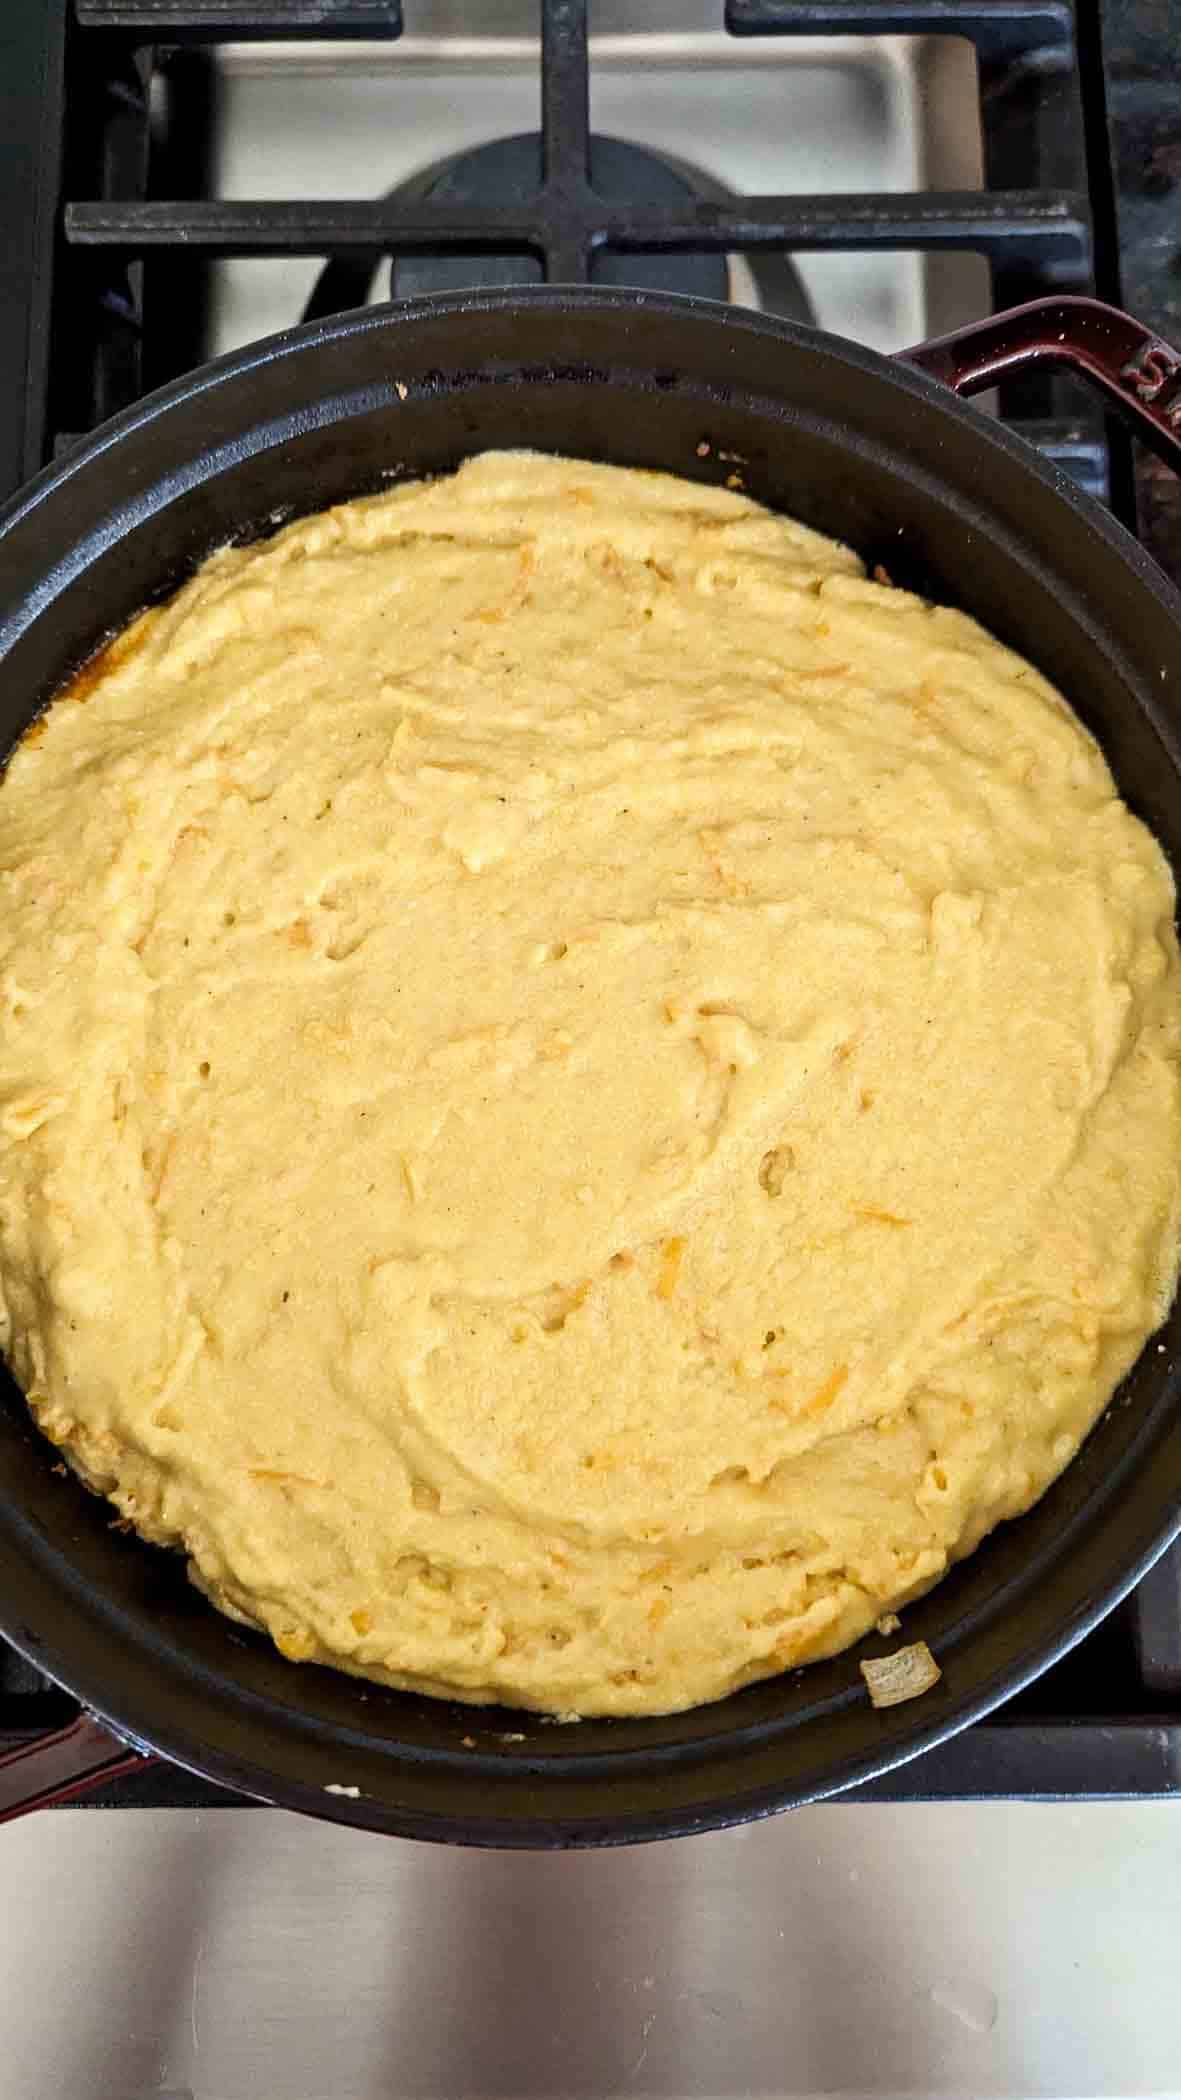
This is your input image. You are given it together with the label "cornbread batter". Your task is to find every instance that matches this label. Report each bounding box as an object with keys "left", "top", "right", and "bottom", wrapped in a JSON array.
[{"left": 0, "top": 451, "right": 1177, "bottom": 1716}]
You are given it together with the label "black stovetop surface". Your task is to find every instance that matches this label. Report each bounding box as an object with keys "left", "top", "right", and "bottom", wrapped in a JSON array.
[
  {"left": 1101, "top": 0, "right": 1181, "bottom": 583},
  {"left": 0, "top": 0, "right": 1179, "bottom": 1806}
]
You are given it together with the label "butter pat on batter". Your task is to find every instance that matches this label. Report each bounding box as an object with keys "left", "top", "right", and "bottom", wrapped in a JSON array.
[{"left": 0, "top": 451, "right": 1177, "bottom": 1716}]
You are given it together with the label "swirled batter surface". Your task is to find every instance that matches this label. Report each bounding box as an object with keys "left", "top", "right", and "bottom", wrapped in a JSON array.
[{"left": 1, "top": 452, "right": 1178, "bottom": 1715}]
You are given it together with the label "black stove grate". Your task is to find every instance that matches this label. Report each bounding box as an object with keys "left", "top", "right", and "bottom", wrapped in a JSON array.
[
  {"left": 18, "top": 2, "right": 1115, "bottom": 466},
  {"left": 726, "top": 0, "right": 1073, "bottom": 52},
  {"left": 67, "top": 1, "right": 1092, "bottom": 290},
  {"left": 11, "top": 0, "right": 1117, "bottom": 493},
  {"left": 75, "top": 1, "right": 406, "bottom": 33},
  {"left": 0, "top": 0, "right": 1179, "bottom": 1805}
]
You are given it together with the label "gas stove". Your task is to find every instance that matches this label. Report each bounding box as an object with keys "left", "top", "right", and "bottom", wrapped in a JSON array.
[{"left": 1, "top": 0, "right": 1179, "bottom": 1818}]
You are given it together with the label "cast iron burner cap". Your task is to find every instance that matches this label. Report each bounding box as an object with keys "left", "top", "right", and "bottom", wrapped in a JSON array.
[
  {"left": 393, "top": 134, "right": 728, "bottom": 301},
  {"left": 301, "top": 134, "right": 815, "bottom": 323}
]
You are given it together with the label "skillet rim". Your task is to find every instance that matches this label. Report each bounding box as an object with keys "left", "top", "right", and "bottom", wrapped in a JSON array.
[{"left": 1, "top": 284, "right": 1179, "bottom": 1844}]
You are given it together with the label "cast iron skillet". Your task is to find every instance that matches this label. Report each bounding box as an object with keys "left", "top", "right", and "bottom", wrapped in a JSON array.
[{"left": 1, "top": 287, "right": 1181, "bottom": 1844}]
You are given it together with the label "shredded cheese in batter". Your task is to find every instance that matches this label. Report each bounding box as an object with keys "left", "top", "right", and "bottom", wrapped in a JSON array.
[{"left": 0, "top": 451, "right": 1177, "bottom": 1716}]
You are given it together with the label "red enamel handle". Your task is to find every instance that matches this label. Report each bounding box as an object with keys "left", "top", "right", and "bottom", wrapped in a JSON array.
[
  {"left": 901, "top": 296, "right": 1181, "bottom": 475},
  {"left": 0, "top": 1710, "right": 153, "bottom": 1822}
]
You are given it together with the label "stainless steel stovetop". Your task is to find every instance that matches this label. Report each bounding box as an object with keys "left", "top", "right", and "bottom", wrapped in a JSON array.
[{"left": 4, "top": 1802, "right": 1181, "bottom": 2098}]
